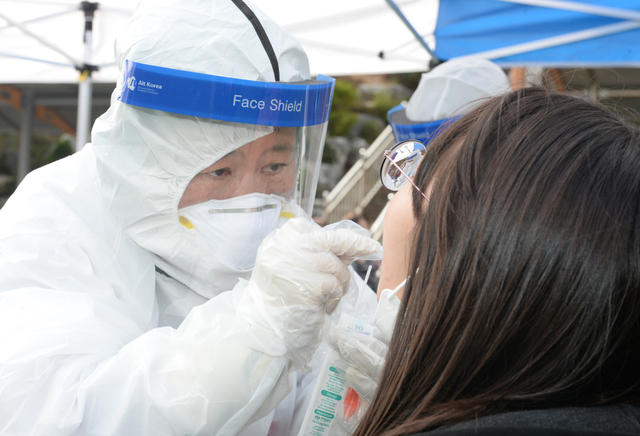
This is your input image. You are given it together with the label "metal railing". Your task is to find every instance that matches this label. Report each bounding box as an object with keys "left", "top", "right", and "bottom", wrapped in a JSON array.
[{"left": 322, "top": 125, "right": 395, "bottom": 224}]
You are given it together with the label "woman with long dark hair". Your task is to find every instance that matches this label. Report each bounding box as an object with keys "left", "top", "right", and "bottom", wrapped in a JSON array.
[{"left": 359, "top": 86, "right": 640, "bottom": 435}]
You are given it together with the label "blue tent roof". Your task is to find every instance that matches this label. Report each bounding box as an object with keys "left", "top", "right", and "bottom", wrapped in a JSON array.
[{"left": 433, "top": 0, "right": 640, "bottom": 67}]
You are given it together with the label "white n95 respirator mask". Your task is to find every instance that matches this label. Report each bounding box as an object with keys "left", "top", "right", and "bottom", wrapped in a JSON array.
[{"left": 177, "top": 193, "right": 297, "bottom": 271}]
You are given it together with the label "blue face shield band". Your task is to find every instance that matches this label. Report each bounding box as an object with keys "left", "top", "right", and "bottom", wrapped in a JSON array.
[
  {"left": 119, "top": 60, "right": 335, "bottom": 127},
  {"left": 387, "top": 103, "right": 461, "bottom": 145}
]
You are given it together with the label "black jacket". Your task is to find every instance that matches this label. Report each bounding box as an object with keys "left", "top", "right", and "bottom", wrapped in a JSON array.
[{"left": 410, "top": 404, "right": 640, "bottom": 436}]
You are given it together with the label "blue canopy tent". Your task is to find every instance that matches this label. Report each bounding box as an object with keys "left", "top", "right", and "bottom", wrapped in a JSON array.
[
  {"left": 384, "top": 0, "right": 640, "bottom": 113},
  {"left": 431, "top": 0, "right": 640, "bottom": 67}
]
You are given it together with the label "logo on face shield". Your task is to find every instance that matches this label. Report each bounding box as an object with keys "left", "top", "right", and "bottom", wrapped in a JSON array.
[{"left": 127, "top": 76, "right": 136, "bottom": 91}]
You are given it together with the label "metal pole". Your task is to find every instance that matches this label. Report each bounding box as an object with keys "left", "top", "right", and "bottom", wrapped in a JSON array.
[
  {"left": 18, "top": 88, "right": 35, "bottom": 184},
  {"left": 76, "top": 2, "right": 99, "bottom": 152},
  {"left": 385, "top": 0, "right": 439, "bottom": 63},
  {"left": 495, "top": 0, "right": 640, "bottom": 22},
  {"left": 76, "top": 74, "right": 92, "bottom": 151}
]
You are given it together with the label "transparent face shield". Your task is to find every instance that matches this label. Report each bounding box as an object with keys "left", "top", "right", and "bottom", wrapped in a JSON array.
[
  {"left": 119, "top": 60, "right": 335, "bottom": 217},
  {"left": 387, "top": 103, "right": 461, "bottom": 146}
]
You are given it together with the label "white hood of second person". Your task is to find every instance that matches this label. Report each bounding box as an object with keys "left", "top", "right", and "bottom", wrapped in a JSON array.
[{"left": 91, "top": 0, "right": 311, "bottom": 299}]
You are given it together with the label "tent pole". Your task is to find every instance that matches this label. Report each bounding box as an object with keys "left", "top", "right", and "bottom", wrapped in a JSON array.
[
  {"left": 385, "top": 0, "right": 439, "bottom": 65},
  {"left": 495, "top": 0, "right": 640, "bottom": 22},
  {"left": 76, "top": 75, "right": 92, "bottom": 151},
  {"left": 18, "top": 89, "right": 35, "bottom": 184},
  {"left": 452, "top": 20, "right": 640, "bottom": 64},
  {"left": 76, "top": 2, "right": 99, "bottom": 152}
]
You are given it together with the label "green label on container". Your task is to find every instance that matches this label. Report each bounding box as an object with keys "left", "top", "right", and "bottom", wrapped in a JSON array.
[
  {"left": 329, "top": 366, "right": 340, "bottom": 374},
  {"left": 314, "top": 409, "right": 334, "bottom": 419},
  {"left": 321, "top": 390, "right": 342, "bottom": 401}
]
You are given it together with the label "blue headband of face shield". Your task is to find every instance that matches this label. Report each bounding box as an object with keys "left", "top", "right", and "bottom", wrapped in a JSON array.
[
  {"left": 387, "top": 103, "right": 461, "bottom": 144},
  {"left": 119, "top": 60, "right": 335, "bottom": 127}
]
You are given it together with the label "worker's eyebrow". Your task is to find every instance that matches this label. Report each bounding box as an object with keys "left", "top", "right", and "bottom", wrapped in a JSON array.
[{"left": 269, "top": 143, "right": 296, "bottom": 153}]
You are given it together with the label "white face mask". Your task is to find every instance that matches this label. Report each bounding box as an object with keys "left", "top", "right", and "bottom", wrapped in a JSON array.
[
  {"left": 178, "top": 193, "right": 296, "bottom": 271},
  {"left": 375, "top": 286, "right": 402, "bottom": 342}
]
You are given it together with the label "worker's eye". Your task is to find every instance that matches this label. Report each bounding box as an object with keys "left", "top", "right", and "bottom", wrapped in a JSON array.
[
  {"left": 207, "top": 168, "right": 231, "bottom": 177},
  {"left": 266, "top": 163, "right": 286, "bottom": 173}
]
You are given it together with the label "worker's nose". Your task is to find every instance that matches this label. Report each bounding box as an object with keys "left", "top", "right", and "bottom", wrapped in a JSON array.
[{"left": 230, "top": 173, "right": 266, "bottom": 198}]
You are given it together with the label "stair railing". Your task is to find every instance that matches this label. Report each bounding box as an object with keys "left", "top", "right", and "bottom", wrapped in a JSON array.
[{"left": 322, "top": 125, "right": 395, "bottom": 224}]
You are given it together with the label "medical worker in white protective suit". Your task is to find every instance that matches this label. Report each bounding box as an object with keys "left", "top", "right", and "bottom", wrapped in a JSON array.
[{"left": 0, "top": 0, "right": 383, "bottom": 435}]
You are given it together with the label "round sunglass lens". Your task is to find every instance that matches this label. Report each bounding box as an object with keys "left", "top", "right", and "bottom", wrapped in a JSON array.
[{"left": 380, "top": 140, "right": 426, "bottom": 191}]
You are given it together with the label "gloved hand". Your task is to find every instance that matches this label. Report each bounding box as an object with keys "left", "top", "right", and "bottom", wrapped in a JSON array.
[
  {"left": 328, "top": 327, "right": 388, "bottom": 403},
  {"left": 329, "top": 286, "right": 401, "bottom": 403},
  {"left": 241, "top": 218, "right": 381, "bottom": 371},
  {"left": 326, "top": 285, "right": 402, "bottom": 435}
]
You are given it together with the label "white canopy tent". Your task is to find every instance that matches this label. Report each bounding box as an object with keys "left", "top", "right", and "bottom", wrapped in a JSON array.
[
  {"left": 0, "top": 0, "right": 437, "bottom": 82},
  {"left": 0, "top": 0, "right": 438, "bottom": 80},
  {"left": 0, "top": 0, "right": 438, "bottom": 182}
]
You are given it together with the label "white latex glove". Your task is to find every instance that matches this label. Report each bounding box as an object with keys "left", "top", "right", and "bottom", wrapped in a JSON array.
[
  {"left": 242, "top": 218, "right": 381, "bottom": 371},
  {"left": 329, "top": 286, "right": 402, "bottom": 401},
  {"left": 328, "top": 327, "right": 388, "bottom": 403}
]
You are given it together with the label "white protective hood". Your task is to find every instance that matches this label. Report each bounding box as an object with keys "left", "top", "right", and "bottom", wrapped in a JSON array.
[
  {"left": 91, "top": 0, "right": 311, "bottom": 299},
  {"left": 405, "top": 57, "right": 510, "bottom": 122}
]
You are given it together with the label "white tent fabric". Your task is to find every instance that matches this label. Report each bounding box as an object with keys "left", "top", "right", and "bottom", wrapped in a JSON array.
[
  {"left": 253, "top": 0, "right": 437, "bottom": 76},
  {"left": 0, "top": 0, "right": 437, "bottom": 84},
  {"left": 0, "top": 0, "right": 132, "bottom": 83},
  {"left": 0, "top": 0, "right": 437, "bottom": 171},
  {"left": 0, "top": 0, "right": 135, "bottom": 151}
]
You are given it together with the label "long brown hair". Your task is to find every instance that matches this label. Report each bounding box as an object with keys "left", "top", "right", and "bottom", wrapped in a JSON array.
[{"left": 355, "top": 87, "right": 640, "bottom": 436}]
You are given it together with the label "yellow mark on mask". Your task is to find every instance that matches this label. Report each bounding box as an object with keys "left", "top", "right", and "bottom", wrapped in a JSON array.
[
  {"left": 279, "top": 211, "right": 295, "bottom": 219},
  {"left": 178, "top": 215, "right": 194, "bottom": 229}
]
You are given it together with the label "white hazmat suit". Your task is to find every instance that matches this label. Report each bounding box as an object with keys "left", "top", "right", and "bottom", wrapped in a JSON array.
[{"left": 0, "top": 0, "right": 380, "bottom": 434}]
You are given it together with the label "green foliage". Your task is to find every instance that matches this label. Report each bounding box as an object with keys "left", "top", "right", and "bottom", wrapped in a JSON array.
[
  {"left": 328, "top": 80, "right": 359, "bottom": 137},
  {"left": 0, "top": 178, "right": 14, "bottom": 198},
  {"left": 329, "top": 110, "right": 358, "bottom": 137},
  {"left": 0, "top": 134, "right": 74, "bottom": 201},
  {"left": 0, "top": 134, "right": 18, "bottom": 199},
  {"left": 42, "top": 139, "right": 73, "bottom": 166},
  {"left": 389, "top": 72, "right": 422, "bottom": 92},
  {"left": 0, "top": 134, "right": 15, "bottom": 175},
  {"left": 373, "top": 91, "right": 403, "bottom": 121},
  {"left": 31, "top": 135, "right": 55, "bottom": 168},
  {"left": 332, "top": 79, "right": 359, "bottom": 109},
  {"left": 321, "top": 141, "right": 337, "bottom": 164},
  {"left": 359, "top": 119, "right": 384, "bottom": 145}
]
